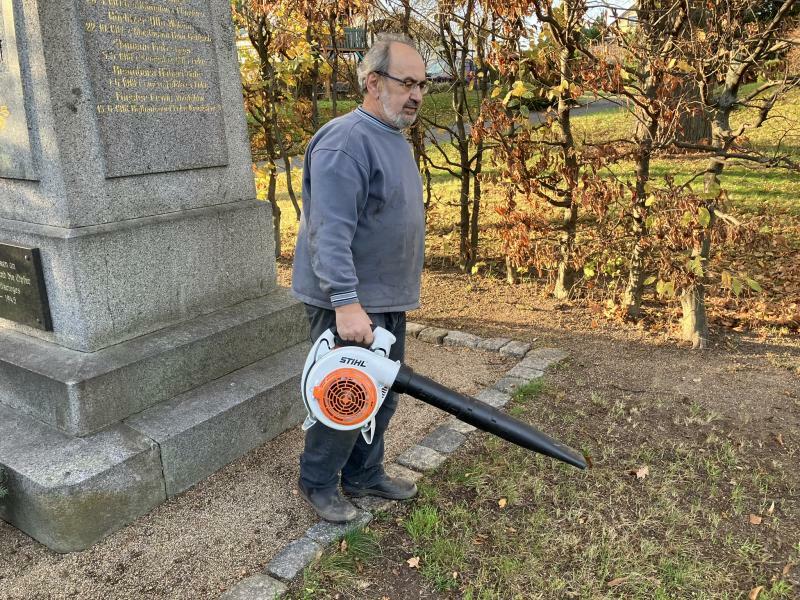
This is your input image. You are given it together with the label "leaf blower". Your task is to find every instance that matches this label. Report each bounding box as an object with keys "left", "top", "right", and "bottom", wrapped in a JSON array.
[{"left": 301, "top": 327, "right": 587, "bottom": 470}]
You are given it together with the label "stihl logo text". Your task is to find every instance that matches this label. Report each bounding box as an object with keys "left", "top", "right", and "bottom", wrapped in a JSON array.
[{"left": 339, "top": 357, "right": 367, "bottom": 367}]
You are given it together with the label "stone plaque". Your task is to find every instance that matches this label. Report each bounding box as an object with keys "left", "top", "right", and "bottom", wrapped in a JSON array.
[
  {"left": 0, "top": 242, "right": 52, "bottom": 331},
  {"left": 78, "top": 0, "right": 229, "bottom": 177},
  {"left": 0, "top": 0, "right": 37, "bottom": 180}
]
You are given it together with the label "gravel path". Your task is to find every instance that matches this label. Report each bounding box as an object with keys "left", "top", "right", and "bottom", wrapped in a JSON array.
[{"left": 0, "top": 338, "right": 512, "bottom": 599}]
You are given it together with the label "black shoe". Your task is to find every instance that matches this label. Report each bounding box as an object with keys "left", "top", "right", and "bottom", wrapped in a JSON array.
[
  {"left": 297, "top": 481, "right": 359, "bottom": 523},
  {"left": 342, "top": 476, "right": 418, "bottom": 500}
]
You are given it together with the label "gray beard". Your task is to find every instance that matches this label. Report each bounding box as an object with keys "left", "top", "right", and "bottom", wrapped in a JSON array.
[{"left": 379, "top": 91, "right": 418, "bottom": 129}]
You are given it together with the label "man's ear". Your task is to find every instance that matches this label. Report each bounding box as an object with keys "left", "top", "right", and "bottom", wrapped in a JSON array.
[{"left": 365, "top": 72, "right": 381, "bottom": 98}]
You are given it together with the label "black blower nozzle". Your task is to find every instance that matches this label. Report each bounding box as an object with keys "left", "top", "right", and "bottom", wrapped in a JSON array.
[{"left": 393, "top": 365, "right": 587, "bottom": 470}]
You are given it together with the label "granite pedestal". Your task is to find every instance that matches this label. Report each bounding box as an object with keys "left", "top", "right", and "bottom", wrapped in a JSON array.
[{"left": 0, "top": 0, "right": 307, "bottom": 551}]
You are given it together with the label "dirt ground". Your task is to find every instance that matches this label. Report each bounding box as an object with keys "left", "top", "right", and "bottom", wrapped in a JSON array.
[{"left": 0, "top": 339, "right": 512, "bottom": 600}]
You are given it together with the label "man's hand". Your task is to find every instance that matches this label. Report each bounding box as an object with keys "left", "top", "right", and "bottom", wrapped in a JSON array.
[{"left": 334, "top": 303, "right": 374, "bottom": 345}]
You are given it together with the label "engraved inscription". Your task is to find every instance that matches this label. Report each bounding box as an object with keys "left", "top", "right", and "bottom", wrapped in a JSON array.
[
  {"left": 79, "top": 0, "right": 229, "bottom": 177},
  {"left": 0, "top": 0, "right": 37, "bottom": 181}
]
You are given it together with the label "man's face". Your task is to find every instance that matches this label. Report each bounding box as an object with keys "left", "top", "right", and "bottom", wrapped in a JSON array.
[{"left": 375, "top": 43, "right": 427, "bottom": 129}]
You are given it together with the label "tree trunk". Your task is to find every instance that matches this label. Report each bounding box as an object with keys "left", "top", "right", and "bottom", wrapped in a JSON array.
[
  {"left": 681, "top": 87, "right": 732, "bottom": 345},
  {"left": 306, "top": 23, "right": 320, "bottom": 131},
  {"left": 554, "top": 43, "right": 579, "bottom": 300},
  {"left": 267, "top": 166, "right": 281, "bottom": 258},
  {"left": 623, "top": 76, "right": 659, "bottom": 319},
  {"left": 554, "top": 203, "right": 578, "bottom": 299},
  {"left": 506, "top": 255, "right": 519, "bottom": 284},
  {"left": 458, "top": 151, "right": 472, "bottom": 270},
  {"left": 264, "top": 73, "right": 300, "bottom": 221},
  {"left": 328, "top": 15, "right": 338, "bottom": 118},
  {"left": 680, "top": 287, "right": 707, "bottom": 349}
]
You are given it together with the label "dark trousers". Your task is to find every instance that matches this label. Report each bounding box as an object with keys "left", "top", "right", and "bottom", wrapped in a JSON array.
[{"left": 299, "top": 304, "right": 406, "bottom": 492}]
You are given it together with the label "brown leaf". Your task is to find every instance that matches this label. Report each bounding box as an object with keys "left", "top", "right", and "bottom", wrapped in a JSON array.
[
  {"left": 766, "top": 501, "right": 775, "bottom": 516},
  {"left": 782, "top": 563, "right": 794, "bottom": 576},
  {"left": 406, "top": 556, "right": 420, "bottom": 569},
  {"left": 629, "top": 465, "right": 649, "bottom": 480},
  {"left": 607, "top": 576, "right": 629, "bottom": 587},
  {"left": 749, "top": 514, "right": 762, "bottom": 525},
  {"left": 776, "top": 433, "right": 784, "bottom": 447},
  {"left": 748, "top": 585, "right": 764, "bottom": 600},
  {"left": 339, "top": 539, "right": 348, "bottom": 553},
  {"left": 498, "top": 498, "right": 508, "bottom": 509}
]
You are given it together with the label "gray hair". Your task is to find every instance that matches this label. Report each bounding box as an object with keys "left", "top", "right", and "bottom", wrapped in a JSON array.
[{"left": 357, "top": 33, "right": 418, "bottom": 94}]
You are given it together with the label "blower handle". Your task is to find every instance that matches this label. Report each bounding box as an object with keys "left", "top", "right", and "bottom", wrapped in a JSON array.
[
  {"left": 329, "top": 326, "right": 396, "bottom": 357},
  {"left": 330, "top": 324, "right": 375, "bottom": 349}
]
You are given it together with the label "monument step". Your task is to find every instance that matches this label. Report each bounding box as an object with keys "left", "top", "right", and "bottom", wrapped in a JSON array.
[
  {"left": 0, "top": 340, "right": 309, "bottom": 552},
  {"left": 125, "top": 340, "right": 310, "bottom": 497},
  {"left": 0, "top": 403, "right": 166, "bottom": 553},
  {"left": 0, "top": 288, "right": 308, "bottom": 436}
]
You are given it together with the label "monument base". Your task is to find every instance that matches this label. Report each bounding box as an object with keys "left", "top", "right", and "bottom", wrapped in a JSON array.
[{"left": 0, "top": 289, "right": 309, "bottom": 552}]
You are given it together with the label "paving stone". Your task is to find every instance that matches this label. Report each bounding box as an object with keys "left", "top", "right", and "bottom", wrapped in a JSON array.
[
  {"left": 396, "top": 445, "right": 447, "bottom": 471},
  {"left": 304, "top": 511, "right": 373, "bottom": 546},
  {"left": 420, "top": 424, "right": 468, "bottom": 451},
  {"left": 475, "top": 388, "right": 512, "bottom": 408},
  {"left": 419, "top": 426, "right": 467, "bottom": 454},
  {"left": 477, "top": 337, "right": 511, "bottom": 352},
  {"left": 443, "top": 331, "right": 481, "bottom": 349},
  {"left": 520, "top": 348, "right": 570, "bottom": 371},
  {"left": 385, "top": 462, "right": 425, "bottom": 483},
  {"left": 499, "top": 340, "right": 532, "bottom": 358},
  {"left": 352, "top": 495, "right": 396, "bottom": 512},
  {"left": 444, "top": 416, "right": 477, "bottom": 434},
  {"left": 493, "top": 376, "right": 529, "bottom": 394},
  {"left": 405, "top": 322, "right": 426, "bottom": 338},
  {"left": 506, "top": 364, "right": 545, "bottom": 381},
  {"left": 220, "top": 574, "right": 287, "bottom": 599},
  {"left": 417, "top": 327, "right": 450, "bottom": 344},
  {"left": 266, "top": 538, "right": 323, "bottom": 581}
]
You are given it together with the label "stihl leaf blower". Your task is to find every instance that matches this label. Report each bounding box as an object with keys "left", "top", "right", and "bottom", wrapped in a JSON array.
[{"left": 301, "top": 327, "right": 587, "bottom": 470}]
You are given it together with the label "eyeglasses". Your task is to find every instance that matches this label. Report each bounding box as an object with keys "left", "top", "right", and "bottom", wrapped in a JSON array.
[{"left": 375, "top": 71, "right": 429, "bottom": 94}]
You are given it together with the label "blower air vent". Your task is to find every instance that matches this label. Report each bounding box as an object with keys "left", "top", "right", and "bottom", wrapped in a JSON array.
[{"left": 313, "top": 368, "right": 378, "bottom": 426}]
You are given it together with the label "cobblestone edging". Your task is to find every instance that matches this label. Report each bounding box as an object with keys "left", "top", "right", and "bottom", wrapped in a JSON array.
[{"left": 220, "top": 323, "right": 569, "bottom": 599}]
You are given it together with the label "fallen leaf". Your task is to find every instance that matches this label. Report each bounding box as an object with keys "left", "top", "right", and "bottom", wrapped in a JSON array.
[
  {"left": 607, "top": 576, "right": 629, "bottom": 587},
  {"left": 766, "top": 502, "right": 775, "bottom": 516},
  {"left": 406, "top": 556, "right": 420, "bottom": 569},
  {"left": 629, "top": 466, "right": 649, "bottom": 480},
  {"left": 452, "top": 571, "right": 458, "bottom": 580},
  {"left": 776, "top": 433, "right": 784, "bottom": 447},
  {"left": 498, "top": 498, "right": 508, "bottom": 509},
  {"left": 749, "top": 514, "right": 762, "bottom": 525},
  {"left": 748, "top": 585, "right": 764, "bottom": 600},
  {"left": 782, "top": 563, "right": 793, "bottom": 576},
  {"left": 339, "top": 539, "right": 348, "bottom": 552}
]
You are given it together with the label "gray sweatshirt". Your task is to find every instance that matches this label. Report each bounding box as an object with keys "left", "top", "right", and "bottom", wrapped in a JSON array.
[{"left": 291, "top": 107, "right": 425, "bottom": 312}]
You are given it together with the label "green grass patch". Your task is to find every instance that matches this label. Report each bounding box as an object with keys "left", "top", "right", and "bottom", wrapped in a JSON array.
[{"left": 297, "top": 527, "right": 380, "bottom": 599}]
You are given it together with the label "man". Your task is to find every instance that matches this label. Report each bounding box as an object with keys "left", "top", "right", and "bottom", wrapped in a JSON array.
[{"left": 291, "top": 33, "right": 428, "bottom": 523}]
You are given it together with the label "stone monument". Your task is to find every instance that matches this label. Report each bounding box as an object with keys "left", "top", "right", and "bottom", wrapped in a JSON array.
[{"left": 0, "top": 0, "right": 308, "bottom": 552}]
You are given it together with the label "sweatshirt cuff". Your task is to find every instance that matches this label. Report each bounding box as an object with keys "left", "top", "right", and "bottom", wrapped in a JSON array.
[{"left": 330, "top": 290, "right": 360, "bottom": 308}]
